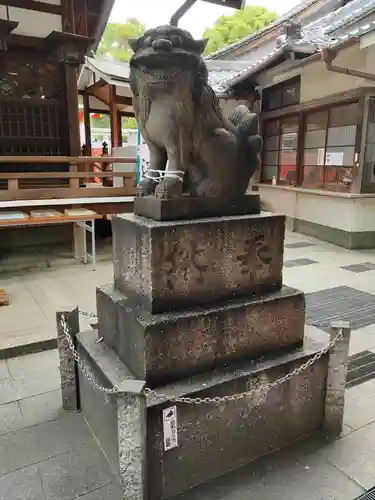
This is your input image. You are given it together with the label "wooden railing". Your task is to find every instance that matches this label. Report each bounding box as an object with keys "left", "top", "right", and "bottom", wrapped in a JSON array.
[{"left": 0, "top": 156, "right": 137, "bottom": 201}]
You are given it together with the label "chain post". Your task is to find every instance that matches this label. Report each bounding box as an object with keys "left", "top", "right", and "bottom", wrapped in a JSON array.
[
  {"left": 323, "top": 321, "right": 351, "bottom": 437},
  {"left": 57, "top": 308, "right": 81, "bottom": 410}
]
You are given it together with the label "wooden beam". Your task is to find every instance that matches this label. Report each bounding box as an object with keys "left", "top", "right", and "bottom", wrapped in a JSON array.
[
  {"left": 65, "top": 64, "right": 81, "bottom": 156},
  {"left": 115, "top": 95, "right": 133, "bottom": 106},
  {"left": 0, "top": 0, "right": 63, "bottom": 15},
  {"left": 88, "top": 108, "right": 109, "bottom": 115},
  {"left": 85, "top": 79, "right": 108, "bottom": 93},
  {"left": 83, "top": 92, "right": 92, "bottom": 156},
  {"left": 86, "top": 84, "right": 111, "bottom": 106}
]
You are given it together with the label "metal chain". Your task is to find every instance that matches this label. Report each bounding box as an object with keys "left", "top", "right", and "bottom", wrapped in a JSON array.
[{"left": 60, "top": 313, "right": 343, "bottom": 405}]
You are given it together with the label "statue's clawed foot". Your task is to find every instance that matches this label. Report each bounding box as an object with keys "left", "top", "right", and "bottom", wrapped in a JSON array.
[
  {"left": 136, "top": 178, "right": 157, "bottom": 197},
  {"left": 155, "top": 178, "right": 183, "bottom": 199}
]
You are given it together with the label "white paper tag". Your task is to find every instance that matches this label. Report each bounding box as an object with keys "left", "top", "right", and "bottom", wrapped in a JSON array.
[{"left": 163, "top": 406, "right": 178, "bottom": 451}]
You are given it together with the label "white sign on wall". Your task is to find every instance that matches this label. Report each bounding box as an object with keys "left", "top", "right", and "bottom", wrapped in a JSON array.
[
  {"left": 317, "top": 149, "right": 344, "bottom": 166},
  {"left": 162, "top": 406, "right": 178, "bottom": 451}
]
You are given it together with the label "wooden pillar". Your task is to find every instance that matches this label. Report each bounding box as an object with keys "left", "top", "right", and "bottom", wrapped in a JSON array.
[
  {"left": 82, "top": 92, "right": 92, "bottom": 183},
  {"left": 110, "top": 85, "right": 120, "bottom": 149},
  {"left": 65, "top": 64, "right": 81, "bottom": 157},
  {"left": 117, "top": 111, "right": 123, "bottom": 148},
  {"left": 83, "top": 92, "right": 92, "bottom": 156},
  {"left": 352, "top": 95, "right": 369, "bottom": 194}
]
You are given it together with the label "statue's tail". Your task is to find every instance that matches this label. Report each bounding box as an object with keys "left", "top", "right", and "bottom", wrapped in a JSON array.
[{"left": 227, "top": 105, "right": 262, "bottom": 178}]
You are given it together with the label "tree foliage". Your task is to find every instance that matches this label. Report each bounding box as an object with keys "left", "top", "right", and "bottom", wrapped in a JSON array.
[
  {"left": 97, "top": 18, "right": 145, "bottom": 62},
  {"left": 203, "top": 6, "right": 278, "bottom": 55}
]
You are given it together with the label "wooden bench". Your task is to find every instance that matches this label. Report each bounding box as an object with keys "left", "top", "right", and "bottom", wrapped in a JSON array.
[{"left": 0, "top": 212, "right": 103, "bottom": 265}]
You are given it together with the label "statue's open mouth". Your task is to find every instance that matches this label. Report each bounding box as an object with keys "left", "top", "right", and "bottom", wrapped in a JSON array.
[{"left": 130, "top": 50, "right": 200, "bottom": 73}]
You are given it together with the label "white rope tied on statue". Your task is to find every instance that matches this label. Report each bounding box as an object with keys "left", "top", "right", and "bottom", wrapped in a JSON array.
[{"left": 143, "top": 169, "right": 184, "bottom": 183}]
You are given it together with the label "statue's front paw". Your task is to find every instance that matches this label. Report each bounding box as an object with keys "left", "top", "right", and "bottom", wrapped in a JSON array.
[
  {"left": 136, "top": 178, "right": 157, "bottom": 197},
  {"left": 155, "top": 178, "right": 183, "bottom": 199}
]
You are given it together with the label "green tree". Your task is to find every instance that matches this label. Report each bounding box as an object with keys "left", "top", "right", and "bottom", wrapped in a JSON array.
[
  {"left": 97, "top": 18, "right": 145, "bottom": 62},
  {"left": 204, "top": 6, "right": 278, "bottom": 55},
  {"left": 123, "top": 117, "right": 138, "bottom": 129}
]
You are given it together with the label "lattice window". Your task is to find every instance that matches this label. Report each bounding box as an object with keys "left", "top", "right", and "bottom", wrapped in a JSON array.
[{"left": 0, "top": 48, "right": 65, "bottom": 100}]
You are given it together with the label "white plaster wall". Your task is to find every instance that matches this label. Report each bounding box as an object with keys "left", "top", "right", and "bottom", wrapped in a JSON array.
[
  {"left": 300, "top": 45, "right": 374, "bottom": 103},
  {"left": 256, "top": 185, "right": 360, "bottom": 232},
  {"left": 351, "top": 198, "right": 375, "bottom": 232},
  {"left": 8, "top": 7, "right": 62, "bottom": 38},
  {"left": 257, "top": 44, "right": 375, "bottom": 105}
]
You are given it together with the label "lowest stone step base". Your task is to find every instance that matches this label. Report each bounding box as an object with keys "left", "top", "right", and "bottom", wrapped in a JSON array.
[
  {"left": 76, "top": 329, "right": 332, "bottom": 500},
  {"left": 96, "top": 284, "right": 305, "bottom": 387}
]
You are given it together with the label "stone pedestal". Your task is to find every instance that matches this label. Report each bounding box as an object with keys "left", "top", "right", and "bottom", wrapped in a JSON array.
[
  {"left": 96, "top": 284, "right": 305, "bottom": 386},
  {"left": 112, "top": 212, "right": 285, "bottom": 313},
  {"left": 77, "top": 329, "right": 328, "bottom": 500},
  {"left": 70, "top": 208, "right": 347, "bottom": 499}
]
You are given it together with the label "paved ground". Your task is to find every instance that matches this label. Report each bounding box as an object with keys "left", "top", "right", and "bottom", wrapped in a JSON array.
[
  {"left": 2, "top": 231, "right": 375, "bottom": 499},
  {"left": 0, "top": 347, "right": 374, "bottom": 500}
]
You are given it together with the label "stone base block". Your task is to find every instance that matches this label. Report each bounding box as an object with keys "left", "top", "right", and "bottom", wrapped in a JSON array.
[
  {"left": 134, "top": 193, "right": 261, "bottom": 221},
  {"left": 77, "top": 329, "right": 329, "bottom": 500},
  {"left": 97, "top": 284, "right": 305, "bottom": 386},
  {"left": 112, "top": 212, "right": 285, "bottom": 313}
]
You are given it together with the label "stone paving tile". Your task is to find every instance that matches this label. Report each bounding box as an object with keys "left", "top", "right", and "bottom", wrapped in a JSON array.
[
  {"left": 283, "top": 258, "right": 318, "bottom": 268},
  {"left": 178, "top": 437, "right": 364, "bottom": 500},
  {"left": 0, "top": 401, "right": 23, "bottom": 436},
  {"left": 344, "top": 379, "right": 375, "bottom": 430},
  {"left": 11, "top": 369, "right": 60, "bottom": 403},
  {"left": 38, "top": 442, "right": 115, "bottom": 500},
  {"left": 0, "top": 326, "right": 56, "bottom": 353},
  {"left": 0, "top": 285, "right": 49, "bottom": 336},
  {"left": 284, "top": 241, "right": 316, "bottom": 249},
  {"left": 19, "top": 389, "right": 63, "bottom": 428},
  {"left": 349, "top": 325, "right": 375, "bottom": 356},
  {"left": 7, "top": 350, "right": 59, "bottom": 378},
  {"left": 78, "top": 483, "right": 123, "bottom": 500},
  {"left": 0, "top": 377, "right": 16, "bottom": 406},
  {"left": 0, "top": 361, "right": 9, "bottom": 380},
  {"left": 321, "top": 420, "right": 375, "bottom": 490},
  {"left": 0, "top": 412, "right": 93, "bottom": 476},
  {"left": 0, "top": 465, "right": 45, "bottom": 500}
]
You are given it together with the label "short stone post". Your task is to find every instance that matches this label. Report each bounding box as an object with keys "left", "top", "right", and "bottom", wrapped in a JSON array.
[
  {"left": 323, "top": 320, "right": 351, "bottom": 437},
  {"left": 117, "top": 391, "right": 147, "bottom": 500},
  {"left": 56, "top": 308, "right": 81, "bottom": 411}
]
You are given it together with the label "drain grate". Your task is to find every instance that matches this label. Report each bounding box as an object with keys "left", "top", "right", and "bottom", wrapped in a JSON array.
[
  {"left": 355, "top": 487, "right": 375, "bottom": 499},
  {"left": 346, "top": 350, "right": 375, "bottom": 388},
  {"left": 284, "top": 258, "right": 318, "bottom": 268},
  {"left": 341, "top": 262, "right": 375, "bottom": 273},
  {"left": 284, "top": 242, "right": 316, "bottom": 249},
  {"left": 305, "top": 286, "right": 375, "bottom": 331}
]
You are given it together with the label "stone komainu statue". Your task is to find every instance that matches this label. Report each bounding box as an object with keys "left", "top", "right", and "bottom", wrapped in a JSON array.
[{"left": 129, "top": 25, "right": 262, "bottom": 200}]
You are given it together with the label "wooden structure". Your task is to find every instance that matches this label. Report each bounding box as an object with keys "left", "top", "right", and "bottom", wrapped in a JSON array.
[
  {"left": 0, "top": 0, "right": 137, "bottom": 219},
  {"left": 78, "top": 57, "right": 134, "bottom": 153}
]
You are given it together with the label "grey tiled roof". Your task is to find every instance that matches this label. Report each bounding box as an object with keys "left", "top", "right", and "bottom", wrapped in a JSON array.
[
  {"left": 206, "top": 0, "right": 322, "bottom": 59},
  {"left": 217, "top": 0, "right": 375, "bottom": 92}
]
